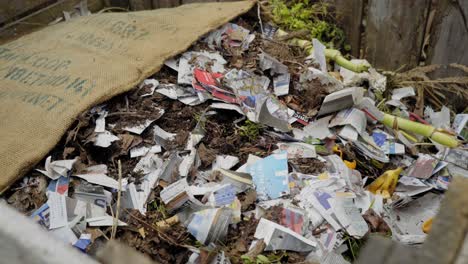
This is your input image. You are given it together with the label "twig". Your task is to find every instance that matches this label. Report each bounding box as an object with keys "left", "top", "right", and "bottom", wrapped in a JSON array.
[
  {"left": 400, "top": 80, "right": 468, "bottom": 84},
  {"left": 276, "top": 29, "right": 310, "bottom": 41},
  {"left": 106, "top": 111, "right": 140, "bottom": 117},
  {"left": 97, "top": 7, "right": 129, "bottom": 14},
  {"left": 257, "top": 3, "right": 264, "bottom": 36},
  {"left": 98, "top": 229, "right": 110, "bottom": 241},
  {"left": 111, "top": 160, "right": 123, "bottom": 239},
  {"left": 283, "top": 60, "right": 306, "bottom": 68},
  {"left": 123, "top": 208, "right": 195, "bottom": 250},
  {"left": 0, "top": 0, "right": 68, "bottom": 32}
]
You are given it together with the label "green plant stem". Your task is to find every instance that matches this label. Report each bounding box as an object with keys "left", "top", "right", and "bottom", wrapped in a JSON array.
[
  {"left": 276, "top": 29, "right": 369, "bottom": 73},
  {"left": 381, "top": 114, "right": 459, "bottom": 148}
]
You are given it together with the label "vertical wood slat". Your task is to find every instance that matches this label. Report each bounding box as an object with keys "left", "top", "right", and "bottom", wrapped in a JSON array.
[
  {"left": 0, "top": 0, "right": 51, "bottom": 25},
  {"left": 325, "top": 0, "right": 364, "bottom": 58},
  {"left": 365, "top": 0, "right": 430, "bottom": 70},
  {"left": 152, "top": 0, "right": 180, "bottom": 8},
  {"left": 129, "top": 0, "right": 152, "bottom": 10},
  {"left": 181, "top": 0, "right": 216, "bottom": 4},
  {"left": 426, "top": 0, "right": 468, "bottom": 77}
]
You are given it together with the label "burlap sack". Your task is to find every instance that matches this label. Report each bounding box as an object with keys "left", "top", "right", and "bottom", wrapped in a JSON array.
[{"left": 0, "top": 1, "right": 255, "bottom": 193}]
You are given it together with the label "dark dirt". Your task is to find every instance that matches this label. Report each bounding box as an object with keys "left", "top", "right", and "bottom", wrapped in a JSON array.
[
  {"left": 363, "top": 209, "right": 391, "bottom": 235},
  {"left": 290, "top": 158, "right": 327, "bottom": 175}
]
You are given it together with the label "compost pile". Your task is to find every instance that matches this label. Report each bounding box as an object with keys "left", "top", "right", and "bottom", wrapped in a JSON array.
[{"left": 3, "top": 3, "right": 467, "bottom": 264}]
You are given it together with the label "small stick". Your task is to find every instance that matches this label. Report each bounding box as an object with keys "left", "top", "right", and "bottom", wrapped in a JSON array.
[
  {"left": 257, "top": 3, "right": 264, "bottom": 36},
  {"left": 111, "top": 160, "right": 123, "bottom": 239}
]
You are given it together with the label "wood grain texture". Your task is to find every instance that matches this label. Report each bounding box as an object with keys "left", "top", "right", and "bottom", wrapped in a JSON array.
[
  {"left": 152, "top": 0, "right": 180, "bottom": 8},
  {"left": 325, "top": 0, "right": 364, "bottom": 57},
  {"left": 426, "top": 0, "right": 468, "bottom": 77},
  {"left": 181, "top": 0, "right": 215, "bottom": 4},
  {"left": 365, "top": 0, "right": 430, "bottom": 70},
  {"left": 0, "top": 0, "right": 50, "bottom": 24}
]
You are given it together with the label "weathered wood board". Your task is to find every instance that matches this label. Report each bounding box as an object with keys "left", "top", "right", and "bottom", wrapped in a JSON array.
[
  {"left": 0, "top": 0, "right": 51, "bottom": 25},
  {"left": 426, "top": 0, "right": 468, "bottom": 77},
  {"left": 325, "top": 0, "right": 364, "bottom": 58},
  {"left": 365, "top": 0, "right": 430, "bottom": 70}
]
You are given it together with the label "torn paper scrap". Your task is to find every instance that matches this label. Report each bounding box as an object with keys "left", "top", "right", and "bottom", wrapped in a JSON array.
[
  {"left": 303, "top": 115, "right": 333, "bottom": 140},
  {"left": 275, "top": 142, "right": 316, "bottom": 159},
  {"left": 392, "top": 87, "right": 415, "bottom": 101},
  {"left": 123, "top": 119, "right": 157, "bottom": 135},
  {"left": 73, "top": 172, "right": 125, "bottom": 190},
  {"left": 187, "top": 207, "right": 232, "bottom": 245},
  {"left": 130, "top": 145, "right": 162, "bottom": 158},
  {"left": 218, "top": 169, "right": 253, "bottom": 193},
  {"left": 273, "top": 73, "right": 290, "bottom": 96},
  {"left": 133, "top": 153, "right": 163, "bottom": 175},
  {"left": 210, "top": 102, "right": 245, "bottom": 116},
  {"left": 254, "top": 218, "right": 316, "bottom": 252},
  {"left": 37, "top": 156, "right": 77, "bottom": 180},
  {"left": 74, "top": 183, "right": 112, "bottom": 208},
  {"left": 395, "top": 176, "right": 432, "bottom": 197},
  {"left": 384, "top": 193, "right": 442, "bottom": 244},
  {"left": 94, "top": 110, "right": 107, "bottom": 133},
  {"left": 47, "top": 192, "right": 68, "bottom": 229},
  {"left": 338, "top": 125, "right": 358, "bottom": 141},
  {"left": 86, "top": 216, "right": 127, "bottom": 227},
  {"left": 318, "top": 87, "right": 363, "bottom": 117},
  {"left": 154, "top": 125, "right": 176, "bottom": 148},
  {"left": 179, "top": 149, "right": 197, "bottom": 177},
  {"left": 312, "top": 38, "right": 327, "bottom": 72},
  {"left": 160, "top": 179, "right": 191, "bottom": 213},
  {"left": 259, "top": 52, "right": 288, "bottom": 75},
  {"left": 406, "top": 154, "right": 438, "bottom": 179},
  {"left": 93, "top": 131, "right": 119, "bottom": 148},
  {"left": 248, "top": 152, "right": 289, "bottom": 201},
  {"left": 47, "top": 176, "right": 69, "bottom": 195},
  {"left": 209, "top": 184, "right": 236, "bottom": 207},
  {"left": 333, "top": 197, "right": 368, "bottom": 238},
  {"left": 381, "top": 141, "right": 405, "bottom": 155},
  {"left": 453, "top": 114, "right": 468, "bottom": 138},
  {"left": 139, "top": 78, "right": 159, "bottom": 97},
  {"left": 329, "top": 108, "right": 366, "bottom": 136},
  {"left": 212, "top": 155, "right": 239, "bottom": 170},
  {"left": 31, "top": 203, "right": 51, "bottom": 228}
]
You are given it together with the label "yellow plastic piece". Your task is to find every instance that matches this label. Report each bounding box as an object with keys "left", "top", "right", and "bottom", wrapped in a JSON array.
[
  {"left": 333, "top": 145, "right": 357, "bottom": 169},
  {"left": 423, "top": 218, "right": 433, "bottom": 234},
  {"left": 367, "top": 167, "right": 403, "bottom": 198}
]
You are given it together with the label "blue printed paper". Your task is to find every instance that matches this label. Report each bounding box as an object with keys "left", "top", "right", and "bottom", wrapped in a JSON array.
[
  {"left": 372, "top": 132, "right": 387, "bottom": 147},
  {"left": 213, "top": 185, "right": 236, "bottom": 206},
  {"left": 30, "top": 203, "right": 50, "bottom": 228},
  {"left": 47, "top": 176, "right": 69, "bottom": 195},
  {"left": 248, "top": 152, "right": 289, "bottom": 201}
]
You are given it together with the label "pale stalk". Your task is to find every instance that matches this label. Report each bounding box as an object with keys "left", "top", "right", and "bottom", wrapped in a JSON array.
[
  {"left": 276, "top": 29, "right": 369, "bottom": 73},
  {"left": 382, "top": 114, "right": 459, "bottom": 148}
]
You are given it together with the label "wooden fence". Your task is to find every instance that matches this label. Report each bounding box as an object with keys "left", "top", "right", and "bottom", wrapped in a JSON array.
[{"left": 1, "top": 0, "right": 466, "bottom": 72}]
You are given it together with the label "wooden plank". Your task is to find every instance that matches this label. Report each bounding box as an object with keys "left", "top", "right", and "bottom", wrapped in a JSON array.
[
  {"left": 426, "top": 0, "right": 468, "bottom": 77},
  {"left": 325, "top": 0, "right": 364, "bottom": 57},
  {"left": 365, "top": 0, "right": 430, "bottom": 70},
  {"left": 0, "top": 0, "right": 104, "bottom": 44},
  {"left": 129, "top": 0, "right": 152, "bottom": 10},
  {"left": 152, "top": 0, "right": 180, "bottom": 8},
  {"left": 108, "top": 0, "right": 129, "bottom": 7},
  {"left": 0, "top": 0, "right": 51, "bottom": 25},
  {"left": 181, "top": 0, "right": 215, "bottom": 4}
]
